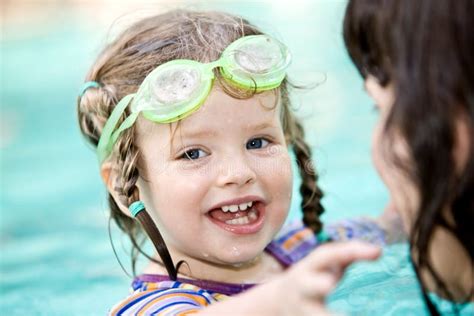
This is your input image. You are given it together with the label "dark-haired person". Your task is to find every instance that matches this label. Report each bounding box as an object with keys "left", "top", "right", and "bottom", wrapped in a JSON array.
[{"left": 343, "top": 0, "right": 473, "bottom": 315}]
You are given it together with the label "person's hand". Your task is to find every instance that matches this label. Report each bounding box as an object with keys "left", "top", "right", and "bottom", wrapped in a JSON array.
[
  {"left": 268, "top": 241, "right": 381, "bottom": 315},
  {"left": 201, "top": 241, "right": 381, "bottom": 315}
]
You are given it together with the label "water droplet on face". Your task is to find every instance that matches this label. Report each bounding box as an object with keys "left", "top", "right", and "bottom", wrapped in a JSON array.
[
  {"left": 231, "top": 246, "right": 240, "bottom": 256},
  {"left": 229, "top": 246, "right": 244, "bottom": 267}
]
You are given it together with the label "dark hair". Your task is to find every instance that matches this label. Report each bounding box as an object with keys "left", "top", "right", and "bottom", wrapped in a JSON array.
[
  {"left": 78, "top": 10, "right": 324, "bottom": 280},
  {"left": 343, "top": 0, "right": 473, "bottom": 314}
]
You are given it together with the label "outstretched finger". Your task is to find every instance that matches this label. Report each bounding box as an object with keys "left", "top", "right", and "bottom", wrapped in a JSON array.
[{"left": 308, "top": 241, "right": 381, "bottom": 272}]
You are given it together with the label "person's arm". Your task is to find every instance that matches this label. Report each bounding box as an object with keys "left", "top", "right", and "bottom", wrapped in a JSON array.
[
  {"left": 326, "top": 204, "right": 406, "bottom": 245},
  {"left": 110, "top": 242, "right": 380, "bottom": 315},
  {"left": 199, "top": 241, "right": 381, "bottom": 316},
  {"left": 373, "top": 202, "right": 407, "bottom": 244}
]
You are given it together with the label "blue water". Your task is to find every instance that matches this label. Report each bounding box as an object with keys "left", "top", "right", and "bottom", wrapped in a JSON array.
[{"left": 1, "top": 1, "right": 471, "bottom": 315}]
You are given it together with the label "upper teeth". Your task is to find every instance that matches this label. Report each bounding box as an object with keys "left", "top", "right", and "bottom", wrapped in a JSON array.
[{"left": 221, "top": 201, "right": 253, "bottom": 212}]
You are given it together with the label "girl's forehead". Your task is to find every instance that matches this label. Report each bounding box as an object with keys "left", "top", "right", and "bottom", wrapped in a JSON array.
[
  {"left": 193, "top": 86, "right": 280, "bottom": 121},
  {"left": 136, "top": 86, "right": 282, "bottom": 140}
]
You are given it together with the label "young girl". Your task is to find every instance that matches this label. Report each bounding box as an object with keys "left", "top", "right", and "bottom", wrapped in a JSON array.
[
  {"left": 78, "top": 10, "right": 390, "bottom": 315},
  {"left": 343, "top": 0, "right": 473, "bottom": 315}
]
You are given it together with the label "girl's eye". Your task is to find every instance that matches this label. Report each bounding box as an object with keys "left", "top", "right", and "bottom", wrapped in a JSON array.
[
  {"left": 246, "top": 138, "right": 269, "bottom": 150},
  {"left": 180, "top": 149, "right": 208, "bottom": 160}
]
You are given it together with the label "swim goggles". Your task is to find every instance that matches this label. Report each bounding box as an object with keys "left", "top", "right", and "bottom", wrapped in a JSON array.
[{"left": 94, "top": 35, "right": 291, "bottom": 164}]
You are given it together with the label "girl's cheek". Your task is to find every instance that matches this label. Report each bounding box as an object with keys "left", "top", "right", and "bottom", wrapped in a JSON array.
[{"left": 279, "top": 152, "right": 293, "bottom": 199}]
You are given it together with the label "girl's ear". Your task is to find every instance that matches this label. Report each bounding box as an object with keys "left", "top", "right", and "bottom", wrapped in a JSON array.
[{"left": 100, "top": 161, "right": 132, "bottom": 217}]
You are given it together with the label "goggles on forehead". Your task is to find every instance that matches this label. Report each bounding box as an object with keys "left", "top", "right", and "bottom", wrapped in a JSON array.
[{"left": 95, "top": 35, "right": 291, "bottom": 164}]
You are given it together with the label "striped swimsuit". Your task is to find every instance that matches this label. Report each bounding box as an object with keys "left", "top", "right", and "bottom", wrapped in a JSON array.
[{"left": 109, "top": 218, "right": 386, "bottom": 315}]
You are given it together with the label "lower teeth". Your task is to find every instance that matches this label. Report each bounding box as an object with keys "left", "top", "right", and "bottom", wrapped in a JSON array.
[{"left": 225, "top": 210, "right": 257, "bottom": 225}]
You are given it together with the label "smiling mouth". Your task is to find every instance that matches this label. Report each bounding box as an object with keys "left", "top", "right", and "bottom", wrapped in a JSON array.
[
  {"left": 207, "top": 201, "right": 265, "bottom": 233},
  {"left": 208, "top": 201, "right": 260, "bottom": 225}
]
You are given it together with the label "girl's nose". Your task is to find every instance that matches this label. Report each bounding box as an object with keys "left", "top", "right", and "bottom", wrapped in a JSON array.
[{"left": 215, "top": 157, "right": 257, "bottom": 188}]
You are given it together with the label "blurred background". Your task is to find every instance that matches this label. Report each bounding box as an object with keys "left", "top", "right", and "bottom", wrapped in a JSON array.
[{"left": 1, "top": 0, "right": 429, "bottom": 315}]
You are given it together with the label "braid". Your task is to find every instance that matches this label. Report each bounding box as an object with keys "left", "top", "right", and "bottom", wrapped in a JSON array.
[
  {"left": 77, "top": 83, "right": 118, "bottom": 147},
  {"left": 116, "top": 129, "right": 181, "bottom": 280},
  {"left": 292, "top": 119, "right": 324, "bottom": 233},
  {"left": 279, "top": 78, "right": 325, "bottom": 233},
  {"left": 78, "top": 77, "right": 181, "bottom": 279}
]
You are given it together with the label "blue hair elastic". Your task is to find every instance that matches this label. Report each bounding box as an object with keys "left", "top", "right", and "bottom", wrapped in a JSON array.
[
  {"left": 79, "top": 81, "right": 101, "bottom": 97},
  {"left": 129, "top": 201, "right": 145, "bottom": 217},
  {"left": 316, "top": 230, "right": 331, "bottom": 243}
]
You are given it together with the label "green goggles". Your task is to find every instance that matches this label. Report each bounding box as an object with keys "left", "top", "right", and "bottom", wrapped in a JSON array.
[{"left": 95, "top": 35, "right": 291, "bottom": 164}]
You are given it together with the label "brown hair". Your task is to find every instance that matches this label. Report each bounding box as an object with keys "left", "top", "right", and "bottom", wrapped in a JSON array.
[
  {"left": 77, "top": 9, "right": 324, "bottom": 278},
  {"left": 344, "top": 0, "right": 473, "bottom": 314}
]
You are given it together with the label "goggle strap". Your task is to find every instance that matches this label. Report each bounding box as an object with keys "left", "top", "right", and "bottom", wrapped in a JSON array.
[
  {"left": 97, "top": 93, "right": 135, "bottom": 163},
  {"left": 110, "top": 112, "right": 140, "bottom": 147},
  {"left": 206, "top": 59, "right": 224, "bottom": 69}
]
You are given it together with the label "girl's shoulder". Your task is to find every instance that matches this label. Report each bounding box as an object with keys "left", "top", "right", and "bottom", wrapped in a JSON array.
[{"left": 109, "top": 278, "right": 228, "bottom": 315}]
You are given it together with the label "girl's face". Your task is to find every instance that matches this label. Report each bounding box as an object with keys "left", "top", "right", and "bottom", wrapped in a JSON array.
[
  {"left": 364, "top": 75, "right": 419, "bottom": 233},
  {"left": 135, "top": 85, "right": 292, "bottom": 265}
]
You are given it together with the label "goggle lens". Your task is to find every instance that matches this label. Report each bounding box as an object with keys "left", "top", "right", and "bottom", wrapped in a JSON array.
[
  {"left": 233, "top": 37, "right": 283, "bottom": 74},
  {"left": 151, "top": 67, "right": 201, "bottom": 105}
]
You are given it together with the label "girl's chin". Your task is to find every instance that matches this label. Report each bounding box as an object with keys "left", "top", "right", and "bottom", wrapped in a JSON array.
[{"left": 199, "top": 249, "right": 265, "bottom": 268}]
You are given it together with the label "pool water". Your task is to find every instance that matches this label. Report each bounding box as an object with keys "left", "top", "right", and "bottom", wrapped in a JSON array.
[{"left": 1, "top": 1, "right": 472, "bottom": 315}]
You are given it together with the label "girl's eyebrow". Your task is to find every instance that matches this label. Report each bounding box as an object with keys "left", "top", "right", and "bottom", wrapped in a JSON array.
[
  {"left": 244, "top": 122, "right": 277, "bottom": 132},
  {"left": 179, "top": 122, "right": 277, "bottom": 139},
  {"left": 178, "top": 129, "right": 218, "bottom": 139}
]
